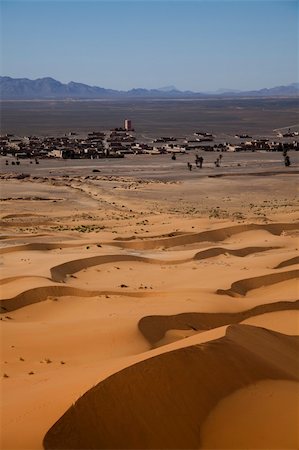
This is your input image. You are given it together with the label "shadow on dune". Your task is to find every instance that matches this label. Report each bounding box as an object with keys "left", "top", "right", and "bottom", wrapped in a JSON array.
[
  {"left": 108, "top": 222, "right": 298, "bottom": 250},
  {"left": 217, "top": 269, "right": 298, "bottom": 297},
  {"left": 50, "top": 254, "right": 174, "bottom": 282},
  {"left": 0, "top": 285, "right": 155, "bottom": 313},
  {"left": 50, "top": 246, "right": 277, "bottom": 282},
  {"left": 138, "top": 299, "right": 299, "bottom": 347},
  {"left": 43, "top": 325, "right": 299, "bottom": 450},
  {"left": 274, "top": 256, "right": 299, "bottom": 269},
  {"left": 0, "top": 242, "right": 92, "bottom": 255},
  {"left": 113, "top": 231, "right": 188, "bottom": 241},
  {"left": 0, "top": 285, "right": 99, "bottom": 312},
  {"left": 1, "top": 261, "right": 296, "bottom": 313}
]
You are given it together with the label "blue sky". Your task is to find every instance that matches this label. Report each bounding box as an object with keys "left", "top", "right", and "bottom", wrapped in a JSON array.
[{"left": 1, "top": 0, "right": 298, "bottom": 91}]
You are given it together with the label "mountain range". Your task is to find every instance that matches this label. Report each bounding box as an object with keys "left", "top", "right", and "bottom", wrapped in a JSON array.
[{"left": 1, "top": 76, "right": 298, "bottom": 100}]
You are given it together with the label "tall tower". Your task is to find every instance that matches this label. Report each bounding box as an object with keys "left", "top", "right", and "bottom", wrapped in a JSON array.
[{"left": 124, "top": 119, "right": 132, "bottom": 131}]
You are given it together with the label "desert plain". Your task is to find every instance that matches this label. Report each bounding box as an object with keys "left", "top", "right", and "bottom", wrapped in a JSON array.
[{"left": 0, "top": 149, "right": 299, "bottom": 449}]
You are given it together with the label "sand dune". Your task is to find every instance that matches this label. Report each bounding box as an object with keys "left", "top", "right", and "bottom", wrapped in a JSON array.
[
  {"left": 108, "top": 222, "right": 299, "bottom": 250},
  {"left": 275, "top": 255, "right": 299, "bottom": 269},
  {"left": 0, "top": 233, "right": 53, "bottom": 240},
  {"left": 50, "top": 245, "right": 277, "bottom": 282},
  {"left": 0, "top": 241, "right": 95, "bottom": 255},
  {"left": 50, "top": 254, "right": 176, "bottom": 282},
  {"left": 113, "top": 231, "right": 189, "bottom": 241},
  {"left": 0, "top": 276, "right": 58, "bottom": 299},
  {"left": 0, "top": 285, "right": 158, "bottom": 312},
  {"left": 193, "top": 245, "right": 279, "bottom": 259},
  {"left": 200, "top": 379, "right": 299, "bottom": 449},
  {"left": 138, "top": 299, "right": 299, "bottom": 347},
  {"left": 217, "top": 269, "right": 299, "bottom": 297},
  {"left": 0, "top": 285, "right": 97, "bottom": 312},
  {"left": 241, "top": 309, "right": 299, "bottom": 335},
  {"left": 0, "top": 275, "right": 53, "bottom": 286},
  {"left": 43, "top": 325, "right": 299, "bottom": 450},
  {"left": 1, "top": 169, "right": 298, "bottom": 450},
  {"left": 1, "top": 244, "right": 283, "bottom": 312}
]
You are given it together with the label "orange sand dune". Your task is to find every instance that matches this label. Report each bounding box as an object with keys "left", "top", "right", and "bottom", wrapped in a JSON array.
[
  {"left": 241, "top": 309, "right": 299, "bottom": 334},
  {"left": 217, "top": 268, "right": 298, "bottom": 297},
  {"left": 0, "top": 241, "right": 96, "bottom": 255},
  {"left": 0, "top": 276, "right": 58, "bottom": 299},
  {"left": 0, "top": 275, "right": 53, "bottom": 286},
  {"left": 0, "top": 241, "right": 283, "bottom": 312},
  {"left": 275, "top": 255, "right": 299, "bottom": 269},
  {"left": 138, "top": 299, "right": 299, "bottom": 346},
  {"left": 0, "top": 233, "right": 55, "bottom": 240},
  {"left": 50, "top": 254, "right": 177, "bottom": 282},
  {"left": 192, "top": 245, "right": 279, "bottom": 259},
  {"left": 113, "top": 231, "right": 189, "bottom": 241},
  {"left": 1, "top": 170, "right": 298, "bottom": 450},
  {"left": 50, "top": 245, "right": 277, "bottom": 282},
  {"left": 0, "top": 285, "right": 157, "bottom": 312},
  {"left": 43, "top": 325, "right": 299, "bottom": 450},
  {"left": 200, "top": 379, "right": 299, "bottom": 449},
  {"left": 108, "top": 222, "right": 299, "bottom": 250}
]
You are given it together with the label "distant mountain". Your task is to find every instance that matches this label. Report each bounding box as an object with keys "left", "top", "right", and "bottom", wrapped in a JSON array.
[
  {"left": 0, "top": 77, "right": 203, "bottom": 99},
  {"left": 0, "top": 76, "right": 298, "bottom": 99},
  {"left": 124, "top": 87, "right": 197, "bottom": 98},
  {"left": 239, "top": 83, "right": 299, "bottom": 97},
  {"left": 204, "top": 83, "right": 299, "bottom": 97},
  {"left": 0, "top": 76, "right": 119, "bottom": 99}
]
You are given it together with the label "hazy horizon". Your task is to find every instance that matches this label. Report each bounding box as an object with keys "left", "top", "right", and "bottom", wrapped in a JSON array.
[{"left": 1, "top": 0, "right": 298, "bottom": 91}]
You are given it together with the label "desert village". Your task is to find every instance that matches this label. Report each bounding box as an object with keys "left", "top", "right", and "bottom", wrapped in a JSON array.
[{"left": 1, "top": 120, "right": 298, "bottom": 161}]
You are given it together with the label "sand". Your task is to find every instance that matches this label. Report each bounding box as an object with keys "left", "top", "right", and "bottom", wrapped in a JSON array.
[
  {"left": 0, "top": 153, "right": 298, "bottom": 449},
  {"left": 200, "top": 379, "right": 299, "bottom": 449}
]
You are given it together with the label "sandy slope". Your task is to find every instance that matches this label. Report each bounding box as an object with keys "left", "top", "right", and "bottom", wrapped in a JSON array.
[
  {"left": 43, "top": 325, "right": 299, "bottom": 450},
  {"left": 0, "top": 164, "right": 298, "bottom": 449}
]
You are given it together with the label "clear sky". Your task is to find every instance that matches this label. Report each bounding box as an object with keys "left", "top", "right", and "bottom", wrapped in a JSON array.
[{"left": 1, "top": 0, "right": 298, "bottom": 91}]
